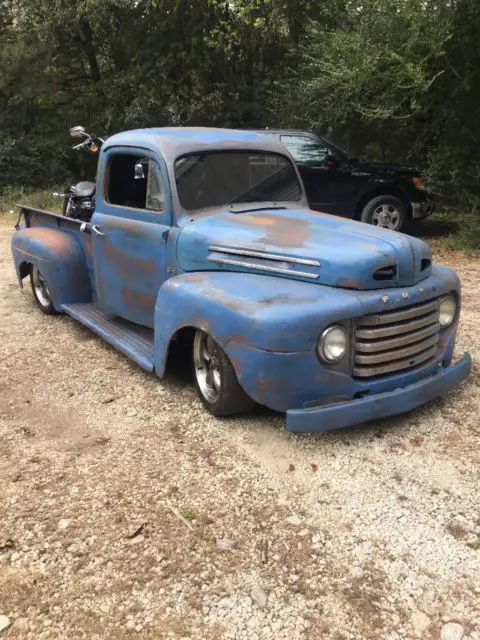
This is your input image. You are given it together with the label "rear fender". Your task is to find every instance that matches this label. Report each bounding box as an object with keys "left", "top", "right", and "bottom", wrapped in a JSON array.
[{"left": 11, "top": 227, "right": 91, "bottom": 310}]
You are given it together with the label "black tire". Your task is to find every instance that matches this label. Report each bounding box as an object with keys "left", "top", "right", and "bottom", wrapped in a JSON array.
[
  {"left": 30, "top": 266, "right": 57, "bottom": 315},
  {"left": 360, "top": 195, "right": 409, "bottom": 232},
  {"left": 192, "top": 330, "right": 255, "bottom": 417}
]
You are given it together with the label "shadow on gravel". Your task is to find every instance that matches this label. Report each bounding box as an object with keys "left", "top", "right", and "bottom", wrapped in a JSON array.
[
  {"left": 413, "top": 216, "right": 459, "bottom": 240},
  {"left": 162, "top": 340, "right": 444, "bottom": 439}
]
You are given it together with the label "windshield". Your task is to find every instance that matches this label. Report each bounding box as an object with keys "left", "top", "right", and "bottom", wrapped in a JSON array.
[{"left": 175, "top": 151, "right": 303, "bottom": 211}]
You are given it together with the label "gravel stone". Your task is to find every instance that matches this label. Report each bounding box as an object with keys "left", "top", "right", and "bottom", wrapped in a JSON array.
[
  {"left": 441, "top": 622, "right": 465, "bottom": 640},
  {"left": 411, "top": 611, "right": 431, "bottom": 634},
  {"left": 251, "top": 586, "right": 268, "bottom": 609},
  {"left": 0, "top": 616, "right": 11, "bottom": 633},
  {"left": 0, "top": 214, "right": 479, "bottom": 639}
]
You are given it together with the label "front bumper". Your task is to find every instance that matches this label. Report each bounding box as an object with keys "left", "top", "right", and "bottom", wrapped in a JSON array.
[
  {"left": 412, "top": 201, "right": 434, "bottom": 220},
  {"left": 286, "top": 353, "right": 472, "bottom": 433}
]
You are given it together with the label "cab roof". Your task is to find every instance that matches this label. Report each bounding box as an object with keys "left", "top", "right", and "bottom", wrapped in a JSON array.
[{"left": 102, "top": 127, "right": 288, "bottom": 163}]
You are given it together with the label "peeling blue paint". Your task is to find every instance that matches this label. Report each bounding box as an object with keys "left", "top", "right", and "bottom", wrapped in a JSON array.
[{"left": 10, "top": 127, "right": 472, "bottom": 433}]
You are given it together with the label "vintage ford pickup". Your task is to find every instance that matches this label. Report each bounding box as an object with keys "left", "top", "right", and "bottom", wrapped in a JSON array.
[{"left": 11, "top": 128, "right": 471, "bottom": 432}]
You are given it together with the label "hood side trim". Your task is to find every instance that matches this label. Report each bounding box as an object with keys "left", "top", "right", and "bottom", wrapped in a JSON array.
[
  {"left": 208, "top": 245, "right": 320, "bottom": 267},
  {"left": 208, "top": 253, "right": 320, "bottom": 280}
]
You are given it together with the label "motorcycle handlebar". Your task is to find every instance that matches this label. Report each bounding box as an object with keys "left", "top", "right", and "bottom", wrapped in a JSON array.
[
  {"left": 71, "top": 132, "right": 105, "bottom": 151},
  {"left": 72, "top": 140, "right": 90, "bottom": 150}
]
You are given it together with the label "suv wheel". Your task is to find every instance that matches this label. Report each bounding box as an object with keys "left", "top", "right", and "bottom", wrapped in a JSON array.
[{"left": 360, "top": 195, "right": 408, "bottom": 232}]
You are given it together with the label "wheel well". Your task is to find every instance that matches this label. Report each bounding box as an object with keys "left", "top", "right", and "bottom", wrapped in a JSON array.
[
  {"left": 354, "top": 189, "right": 411, "bottom": 221},
  {"left": 19, "top": 260, "right": 32, "bottom": 280},
  {"left": 164, "top": 326, "right": 196, "bottom": 376}
]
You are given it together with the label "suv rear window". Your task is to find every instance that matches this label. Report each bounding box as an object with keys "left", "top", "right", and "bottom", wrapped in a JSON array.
[{"left": 281, "top": 135, "right": 328, "bottom": 166}]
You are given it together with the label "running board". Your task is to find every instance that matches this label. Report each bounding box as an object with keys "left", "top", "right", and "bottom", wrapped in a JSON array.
[{"left": 62, "top": 303, "right": 154, "bottom": 371}]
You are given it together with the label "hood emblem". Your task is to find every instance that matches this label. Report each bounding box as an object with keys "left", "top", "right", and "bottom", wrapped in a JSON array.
[{"left": 402, "top": 292, "right": 410, "bottom": 299}]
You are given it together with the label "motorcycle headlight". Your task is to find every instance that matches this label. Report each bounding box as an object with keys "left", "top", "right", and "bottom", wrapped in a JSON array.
[
  {"left": 439, "top": 295, "right": 457, "bottom": 328},
  {"left": 317, "top": 325, "right": 348, "bottom": 364}
]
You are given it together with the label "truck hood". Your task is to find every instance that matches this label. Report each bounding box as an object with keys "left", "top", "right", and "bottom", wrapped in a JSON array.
[{"left": 176, "top": 208, "right": 432, "bottom": 290}]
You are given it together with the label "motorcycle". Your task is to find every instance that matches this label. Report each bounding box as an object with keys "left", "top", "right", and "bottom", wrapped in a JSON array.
[{"left": 54, "top": 126, "right": 105, "bottom": 222}]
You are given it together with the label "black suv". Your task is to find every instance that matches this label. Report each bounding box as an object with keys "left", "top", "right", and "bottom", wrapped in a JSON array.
[{"left": 255, "top": 129, "right": 433, "bottom": 232}]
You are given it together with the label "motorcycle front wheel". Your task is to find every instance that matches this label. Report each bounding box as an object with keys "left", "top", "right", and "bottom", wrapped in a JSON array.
[{"left": 63, "top": 195, "right": 73, "bottom": 217}]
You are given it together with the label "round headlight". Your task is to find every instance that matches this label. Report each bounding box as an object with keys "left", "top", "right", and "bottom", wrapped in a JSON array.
[
  {"left": 318, "top": 325, "right": 348, "bottom": 363},
  {"left": 439, "top": 295, "right": 457, "bottom": 328}
]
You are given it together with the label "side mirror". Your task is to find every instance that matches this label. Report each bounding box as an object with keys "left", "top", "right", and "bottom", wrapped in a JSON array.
[
  {"left": 324, "top": 154, "right": 340, "bottom": 169},
  {"left": 134, "top": 162, "right": 146, "bottom": 180},
  {"left": 70, "top": 125, "right": 86, "bottom": 138}
]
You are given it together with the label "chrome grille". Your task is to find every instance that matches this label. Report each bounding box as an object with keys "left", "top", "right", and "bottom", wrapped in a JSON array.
[{"left": 353, "top": 298, "right": 441, "bottom": 378}]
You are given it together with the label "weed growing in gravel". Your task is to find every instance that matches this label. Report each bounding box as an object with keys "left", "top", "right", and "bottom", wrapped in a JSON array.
[{"left": 182, "top": 508, "right": 200, "bottom": 521}]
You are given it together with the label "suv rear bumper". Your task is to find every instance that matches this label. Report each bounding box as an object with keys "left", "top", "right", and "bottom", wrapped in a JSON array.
[
  {"left": 412, "top": 201, "right": 434, "bottom": 220},
  {"left": 286, "top": 353, "right": 471, "bottom": 433}
]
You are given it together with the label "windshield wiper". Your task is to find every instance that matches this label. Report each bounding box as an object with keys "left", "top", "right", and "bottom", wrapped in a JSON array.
[{"left": 227, "top": 204, "right": 287, "bottom": 213}]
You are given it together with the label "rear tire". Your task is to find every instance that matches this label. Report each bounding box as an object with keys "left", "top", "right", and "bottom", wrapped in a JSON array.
[
  {"left": 360, "top": 195, "right": 408, "bottom": 232},
  {"left": 30, "top": 266, "right": 57, "bottom": 315},
  {"left": 192, "top": 330, "right": 255, "bottom": 417}
]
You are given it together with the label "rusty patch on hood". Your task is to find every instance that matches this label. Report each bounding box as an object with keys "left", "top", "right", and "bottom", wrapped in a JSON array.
[{"left": 230, "top": 214, "right": 312, "bottom": 249}]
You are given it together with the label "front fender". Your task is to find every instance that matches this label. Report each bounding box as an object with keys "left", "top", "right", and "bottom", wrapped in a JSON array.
[
  {"left": 11, "top": 227, "right": 91, "bottom": 310},
  {"left": 153, "top": 271, "right": 362, "bottom": 378}
]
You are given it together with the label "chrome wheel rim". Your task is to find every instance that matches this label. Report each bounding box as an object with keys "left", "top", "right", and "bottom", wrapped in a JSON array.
[
  {"left": 32, "top": 266, "right": 52, "bottom": 309},
  {"left": 372, "top": 203, "right": 401, "bottom": 230},
  {"left": 193, "top": 331, "right": 221, "bottom": 404}
]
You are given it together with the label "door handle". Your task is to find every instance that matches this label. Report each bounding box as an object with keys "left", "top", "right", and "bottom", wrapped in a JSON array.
[
  {"left": 91, "top": 224, "right": 105, "bottom": 236},
  {"left": 79, "top": 222, "right": 104, "bottom": 236}
]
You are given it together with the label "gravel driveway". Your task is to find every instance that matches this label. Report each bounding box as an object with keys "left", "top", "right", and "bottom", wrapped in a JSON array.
[{"left": 0, "top": 213, "right": 479, "bottom": 640}]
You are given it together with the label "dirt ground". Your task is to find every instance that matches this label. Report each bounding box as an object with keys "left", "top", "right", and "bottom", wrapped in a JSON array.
[{"left": 0, "top": 213, "right": 479, "bottom": 640}]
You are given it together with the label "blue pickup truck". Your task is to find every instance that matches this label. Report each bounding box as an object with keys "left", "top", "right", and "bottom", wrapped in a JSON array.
[{"left": 11, "top": 128, "right": 471, "bottom": 433}]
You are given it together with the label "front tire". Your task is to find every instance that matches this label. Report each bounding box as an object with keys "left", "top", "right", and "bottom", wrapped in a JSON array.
[
  {"left": 30, "top": 266, "right": 57, "bottom": 315},
  {"left": 193, "top": 330, "right": 255, "bottom": 417},
  {"left": 360, "top": 195, "right": 408, "bottom": 232}
]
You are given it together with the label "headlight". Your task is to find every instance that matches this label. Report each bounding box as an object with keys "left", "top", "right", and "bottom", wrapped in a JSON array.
[
  {"left": 317, "top": 325, "right": 348, "bottom": 363},
  {"left": 439, "top": 295, "right": 457, "bottom": 328}
]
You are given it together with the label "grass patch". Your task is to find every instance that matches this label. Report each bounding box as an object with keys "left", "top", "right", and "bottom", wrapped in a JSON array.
[
  {"left": 422, "top": 210, "right": 480, "bottom": 253},
  {"left": 0, "top": 186, "right": 63, "bottom": 215},
  {"left": 446, "top": 212, "right": 480, "bottom": 253},
  {"left": 181, "top": 508, "right": 200, "bottom": 521}
]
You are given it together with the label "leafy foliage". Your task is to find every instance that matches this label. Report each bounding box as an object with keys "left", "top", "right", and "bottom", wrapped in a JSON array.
[{"left": 1, "top": 0, "right": 480, "bottom": 239}]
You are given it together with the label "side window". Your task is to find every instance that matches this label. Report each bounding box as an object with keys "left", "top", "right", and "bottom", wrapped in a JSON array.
[
  {"left": 280, "top": 135, "right": 328, "bottom": 166},
  {"left": 107, "top": 153, "right": 166, "bottom": 211}
]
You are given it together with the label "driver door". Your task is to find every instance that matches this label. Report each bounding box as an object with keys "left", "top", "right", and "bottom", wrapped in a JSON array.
[{"left": 90, "top": 147, "right": 171, "bottom": 328}]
